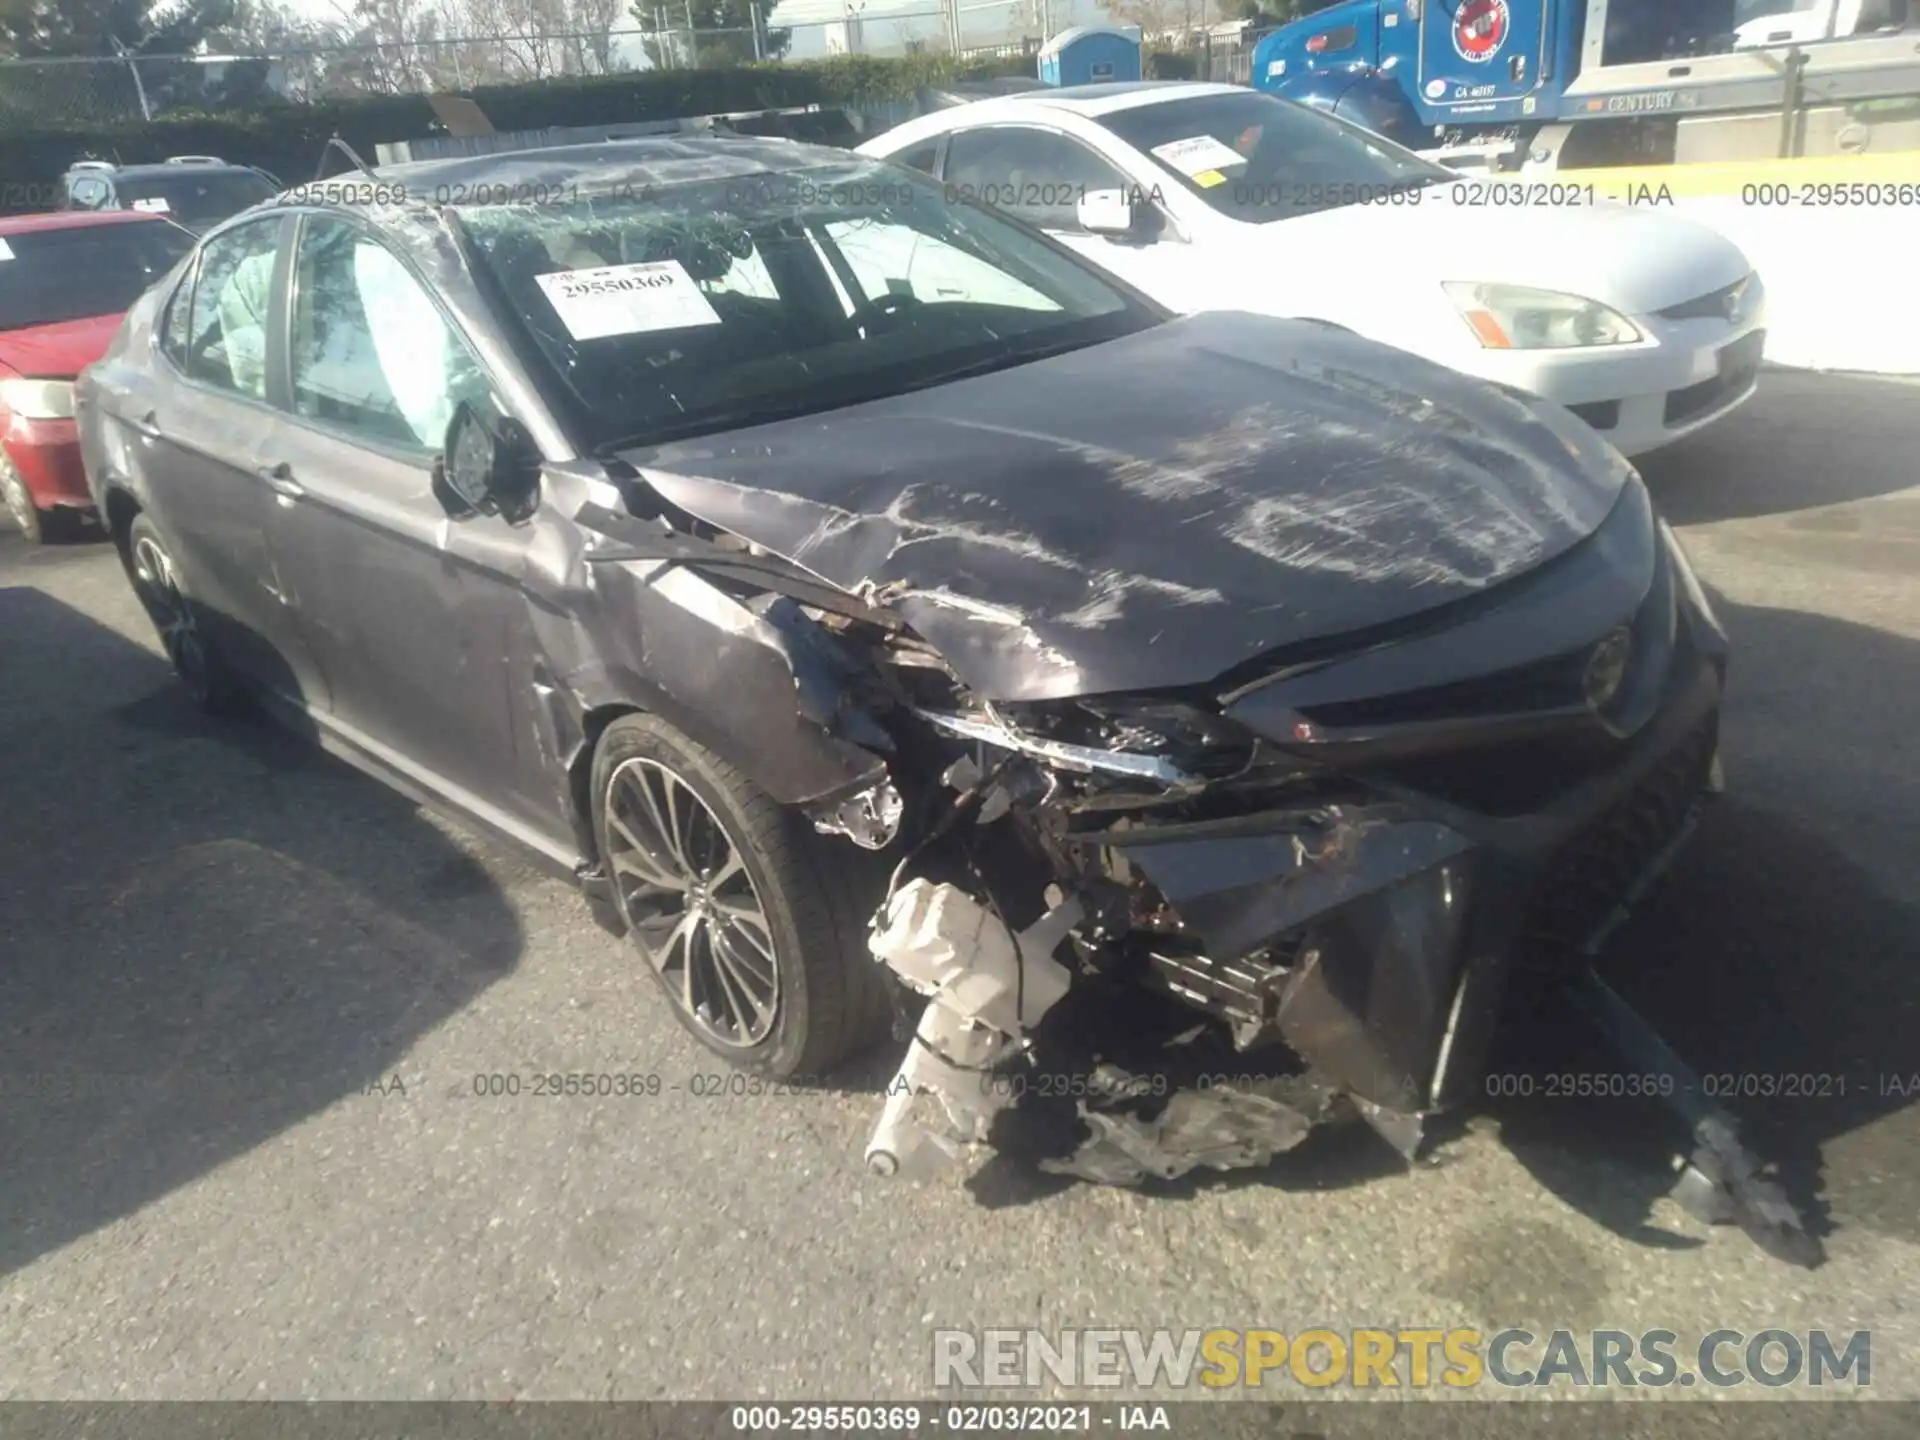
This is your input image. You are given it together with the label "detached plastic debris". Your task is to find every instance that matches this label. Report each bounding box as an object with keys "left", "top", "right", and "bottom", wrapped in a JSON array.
[
  {"left": 863, "top": 879, "right": 1080, "bottom": 1178},
  {"left": 1042, "top": 1070, "right": 1346, "bottom": 1187}
]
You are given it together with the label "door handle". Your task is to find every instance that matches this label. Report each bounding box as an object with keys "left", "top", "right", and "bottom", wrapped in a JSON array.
[
  {"left": 256, "top": 461, "right": 305, "bottom": 501},
  {"left": 131, "top": 410, "right": 163, "bottom": 440}
]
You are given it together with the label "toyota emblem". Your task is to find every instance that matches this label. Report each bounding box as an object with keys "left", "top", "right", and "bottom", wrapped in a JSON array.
[{"left": 1583, "top": 627, "right": 1635, "bottom": 711}]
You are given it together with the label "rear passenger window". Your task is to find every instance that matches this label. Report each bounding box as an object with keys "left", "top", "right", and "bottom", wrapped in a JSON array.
[
  {"left": 66, "top": 176, "right": 111, "bottom": 210},
  {"left": 183, "top": 217, "right": 283, "bottom": 400}
]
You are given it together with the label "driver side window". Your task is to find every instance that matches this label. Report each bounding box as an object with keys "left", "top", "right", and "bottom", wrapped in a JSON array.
[
  {"left": 289, "top": 217, "right": 490, "bottom": 455},
  {"left": 942, "top": 127, "right": 1131, "bottom": 231}
]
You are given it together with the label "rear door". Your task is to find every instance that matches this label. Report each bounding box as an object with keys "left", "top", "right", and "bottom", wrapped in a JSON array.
[
  {"left": 124, "top": 214, "right": 329, "bottom": 706},
  {"left": 259, "top": 212, "right": 554, "bottom": 837},
  {"left": 1418, "top": 0, "right": 1550, "bottom": 112}
]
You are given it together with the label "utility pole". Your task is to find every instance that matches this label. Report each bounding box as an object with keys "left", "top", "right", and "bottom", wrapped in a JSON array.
[{"left": 111, "top": 38, "right": 154, "bottom": 122}]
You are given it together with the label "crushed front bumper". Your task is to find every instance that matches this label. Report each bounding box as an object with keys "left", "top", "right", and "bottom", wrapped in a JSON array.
[{"left": 1106, "top": 644, "right": 1724, "bottom": 1130}]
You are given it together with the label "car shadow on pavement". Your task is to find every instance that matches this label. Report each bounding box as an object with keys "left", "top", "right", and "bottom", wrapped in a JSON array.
[
  {"left": 1637, "top": 370, "right": 1920, "bottom": 525},
  {"left": 0, "top": 585, "right": 526, "bottom": 1277},
  {"left": 1484, "top": 595, "right": 1920, "bottom": 1260}
]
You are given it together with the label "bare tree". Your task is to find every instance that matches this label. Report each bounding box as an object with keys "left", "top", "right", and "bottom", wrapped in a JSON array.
[
  {"left": 1105, "top": 0, "right": 1202, "bottom": 43},
  {"left": 452, "top": 0, "right": 630, "bottom": 79},
  {"left": 562, "top": 0, "right": 627, "bottom": 71},
  {"left": 204, "top": 0, "right": 336, "bottom": 50},
  {"left": 318, "top": 0, "right": 462, "bottom": 95}
]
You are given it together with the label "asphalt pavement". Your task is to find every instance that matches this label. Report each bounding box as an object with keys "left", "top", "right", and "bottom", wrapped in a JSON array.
[{"left": 2, "top": 371, "right": 1917, "bottom": 1403}]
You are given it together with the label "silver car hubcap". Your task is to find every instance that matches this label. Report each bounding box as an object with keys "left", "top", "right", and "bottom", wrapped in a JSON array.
[
  {"left": 604, "top": 757, "right": 781, "bottom": 1048},
  {"left": 130, "top": 533, "right": 208, "bottom": 696}
]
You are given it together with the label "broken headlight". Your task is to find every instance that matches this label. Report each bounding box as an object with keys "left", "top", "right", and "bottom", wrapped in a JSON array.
[
  {"left": 923, "top": 697, "right": 1257, "bottom": 785},
  {"left": 1071, "top": 698, "right": 1260, "bottom": 781}
]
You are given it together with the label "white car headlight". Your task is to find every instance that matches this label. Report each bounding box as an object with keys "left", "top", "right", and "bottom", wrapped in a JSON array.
[
  {"left": 1443, "top": 282, "right": 1642, "bottom": 350},
  {"left": 0, "top": 378, "right": 76, "bottom": 420}
]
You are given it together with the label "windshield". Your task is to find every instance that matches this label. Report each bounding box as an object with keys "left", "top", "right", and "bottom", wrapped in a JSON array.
[
  {"left": 114, "top": 170, "right": 277, "bottom": 226},
  {"left": 0, "top": 221, "right": 193, "bottom": 331},
  {"left": 457, "top": 158, "right": 1155, "bottom": 452},
  {"left": 1098, "top": 91, "right": 1452, "bottom": 225}
]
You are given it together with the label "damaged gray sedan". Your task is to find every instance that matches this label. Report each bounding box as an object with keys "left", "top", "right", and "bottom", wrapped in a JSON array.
[{"left": 77, "top": 136, "right": 1814, "bottom": 1263}]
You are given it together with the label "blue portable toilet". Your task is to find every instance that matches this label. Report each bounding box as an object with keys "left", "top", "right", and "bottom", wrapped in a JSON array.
[{"left": 1037, "top": 25, "right": 1142, "bottom": 86}]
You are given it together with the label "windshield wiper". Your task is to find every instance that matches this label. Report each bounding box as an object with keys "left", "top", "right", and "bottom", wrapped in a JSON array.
[
  {"left": 889, "top": 331, "right": 1115, "bottom": 394},
  {"left": 593, "top": 331, "right": 1118, "bottom": 454},
  {"left": 594, "top": 386, "right": 894, "bottom": 455}
]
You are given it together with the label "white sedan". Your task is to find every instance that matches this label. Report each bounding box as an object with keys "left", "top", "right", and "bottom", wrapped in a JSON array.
[{"left": 856, "top": 82, "right": 1767, "bottom": 457}]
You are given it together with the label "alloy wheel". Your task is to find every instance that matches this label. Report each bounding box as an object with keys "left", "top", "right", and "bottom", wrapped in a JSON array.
[
  {"left": 130, "top": 532, "right": 211, "bottom": 702},
  {"left": 603, "top": 756, "right": 782, "bottom": 1048}
]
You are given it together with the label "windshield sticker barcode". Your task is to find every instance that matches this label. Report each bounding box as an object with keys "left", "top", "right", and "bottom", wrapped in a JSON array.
[
  {"left": 534, "top": 259, "right": 722, "bottom": 340},
  {"left": 1150, "top": 135, "right": 1247, "bottom": 178}
]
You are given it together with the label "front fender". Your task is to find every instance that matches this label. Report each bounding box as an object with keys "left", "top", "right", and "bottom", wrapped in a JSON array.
[{"left": 522, "top": 475, "right": 891, "bottom": 816}]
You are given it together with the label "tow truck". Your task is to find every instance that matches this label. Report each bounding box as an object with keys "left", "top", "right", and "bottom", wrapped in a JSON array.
[{"left": 1251, "top": 0, "right": 1920, "bottom": 169}]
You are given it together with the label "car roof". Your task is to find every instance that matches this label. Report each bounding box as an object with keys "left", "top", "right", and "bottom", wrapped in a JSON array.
[
  {"left": 863, "top": 81, "right": 1255, "bottom": 154},
  {"left": 93, "top": 161, "right": 263, "bottom": 180},
  {"left": 350, "top": 134, "right": 863, "bottom": 210},
  {"left": 994, "top": 80, "right": 1246, "bottom": 116},
  {"left": 0, "top": 209, "right": 177, "bottom": 237}
]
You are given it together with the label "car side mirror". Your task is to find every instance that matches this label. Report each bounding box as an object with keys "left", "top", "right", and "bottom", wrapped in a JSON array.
[
  {"left": 434, "top": 399, "right": 539, "bottom": 522},
  {"left": 1077, "top": 188, "right": 1140, "bottom": 238}
]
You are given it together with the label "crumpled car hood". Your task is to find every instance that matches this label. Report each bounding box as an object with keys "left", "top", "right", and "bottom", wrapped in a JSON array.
[{"left": 616, "top": 311, "right": 1631, "bottom": 702}]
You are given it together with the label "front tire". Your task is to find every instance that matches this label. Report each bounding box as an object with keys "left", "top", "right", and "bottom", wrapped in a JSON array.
[
  {"left": 591, "top": 714, "right": 888, "bottom": 1078},
  {"left": 125, "top": 513, "right": 243, "bottom": 714}
]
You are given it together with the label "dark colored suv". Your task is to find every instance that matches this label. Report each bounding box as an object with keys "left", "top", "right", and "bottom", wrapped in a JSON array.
[{"left": 62, "top": 156, "right": 280, "bottom": 235}]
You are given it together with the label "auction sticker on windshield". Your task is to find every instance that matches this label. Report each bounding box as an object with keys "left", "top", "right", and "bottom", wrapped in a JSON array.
[
  {"left": 535, "top": 259, "right": 722, "bottom": 341},
  {"left": 131, "top": 197, "right": 171, "bottom": 213},
  {"left": 1151, "top": 135, "right": 1247, "bottom": 178}
]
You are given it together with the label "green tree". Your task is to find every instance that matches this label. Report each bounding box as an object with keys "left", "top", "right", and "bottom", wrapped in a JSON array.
[
  {"left": 631, "top": 0, "right": 787, "bottom": 67},
  {"left": 0, "top": 0, "right": 240, "bottom": 56}
]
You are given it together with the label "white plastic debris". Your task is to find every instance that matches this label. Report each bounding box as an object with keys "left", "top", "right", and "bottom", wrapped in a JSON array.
[{"left": 864, "top": 879, "right": 1079, "bottom": 1179}]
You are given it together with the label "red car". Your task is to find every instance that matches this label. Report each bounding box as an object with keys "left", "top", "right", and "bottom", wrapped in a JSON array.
[{"left": 0, "top": 210, "right": 193, "bottom": 542}]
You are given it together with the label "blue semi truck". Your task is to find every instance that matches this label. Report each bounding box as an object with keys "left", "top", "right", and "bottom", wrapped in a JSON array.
[{"left": 1251, "top": 0, "right": 1920, "bottom": 167}]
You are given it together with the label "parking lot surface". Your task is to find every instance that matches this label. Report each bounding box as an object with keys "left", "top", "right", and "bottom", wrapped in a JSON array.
[{"left": 2, "top": 371, "right": 1917, "bottom": 1402}]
